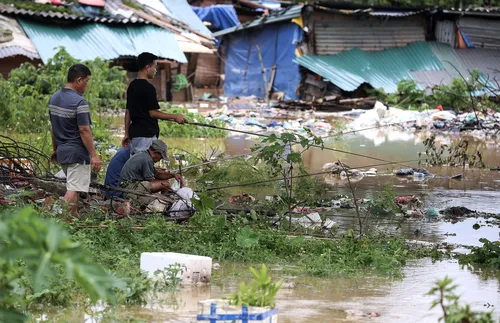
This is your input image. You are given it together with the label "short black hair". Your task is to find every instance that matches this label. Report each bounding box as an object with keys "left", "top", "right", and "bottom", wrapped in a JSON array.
[
  {"left": 137, "top": 52, "right": 158, "bottom": 71},
  {"left": 67, "top": 64, "right": 91, "bottom": 83}
]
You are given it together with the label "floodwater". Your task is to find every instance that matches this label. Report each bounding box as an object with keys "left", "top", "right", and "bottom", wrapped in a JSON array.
[
  {"left": 50, "top": 260, "right": 500, "bottom": 323},
  {"left": 60, "top": 127, "right": 500, "bottom": 322}
]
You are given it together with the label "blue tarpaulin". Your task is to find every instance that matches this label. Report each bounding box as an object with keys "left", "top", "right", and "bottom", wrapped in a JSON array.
[
  {"left": 191, "top": 5, "right": 240, "bottom": 31},
  {"left": 224, "top": 22, "right": 302, "bottom": 100}
]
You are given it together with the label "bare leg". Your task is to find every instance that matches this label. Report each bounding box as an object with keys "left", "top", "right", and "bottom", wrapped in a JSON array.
[{"left": 64, "top": 191, "right": 80, "bottom": 218}]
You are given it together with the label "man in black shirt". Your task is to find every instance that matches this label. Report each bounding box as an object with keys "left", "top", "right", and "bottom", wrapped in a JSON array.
[{"left": 122, "top": 52, "right": 187, "bottom": 154}]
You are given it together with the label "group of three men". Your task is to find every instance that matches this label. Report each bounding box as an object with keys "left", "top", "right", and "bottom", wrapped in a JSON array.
[{"left": 49, "top": 52, "right": 188, "bottom": 217}]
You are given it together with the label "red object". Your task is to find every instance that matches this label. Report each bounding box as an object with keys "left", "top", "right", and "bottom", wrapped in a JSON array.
[
  {"left": 436, "top": 105, "right": 443, "bottom": 111},
  {"left": 78, "top": 0, "right": 105, "bottom": 7},
  {"left": 52, "top": 0, "right": 63, "bottom": 5},
  {"left": 395, "top": 196, "right": 421, "bottom": 205}
]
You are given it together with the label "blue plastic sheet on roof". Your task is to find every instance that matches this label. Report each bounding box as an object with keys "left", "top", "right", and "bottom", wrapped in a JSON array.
[
  {"left": 224, "top": 22, "right": 302, "bottom": 100},
  {"left": 18, "top": 19, "right": 187, "bottom": 63},
  {"left": 460, "top": 30, "right": 476, "bottom": 48},
  {"left": 162, "top": 0, "right": 212, "bottom": 37},
  {"left": 191, "top": 5, "right": 240, "bottom": 31}
]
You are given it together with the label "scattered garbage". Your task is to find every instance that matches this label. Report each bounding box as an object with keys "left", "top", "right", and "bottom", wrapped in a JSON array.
[
  {"left": 440, "top": 206, "right": 475, "bottom": 217},
  {"left": 346, "top": 103, "right": 500, "bottom": 139},
  {"left": 292, "top": 212, "right": 336, "bottom": 231},
  {"left": 395, "top": 168, "right": 431, "bottom": 176},
  {"left": 322, "top": 162, "right": 350, "bottom": 174}
]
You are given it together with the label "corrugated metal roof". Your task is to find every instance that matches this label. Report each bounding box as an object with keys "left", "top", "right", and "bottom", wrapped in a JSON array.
[
  {"left": 331, "top": 8, "right": 425, "bottom": 17},
  {"left": 428, "top": 41, "right": 469, "bottom": 79},
  {"left": 410, "top": 70, "right": 454, "bottom": 88},
  {"left": 455, "top": 48, "right": 500, "bottom": 84},
  {"left": 0, "top": 46, "right": 39, "bottom": 59},
  {"left": 295, "top": 42, "right": 446, "bottom": 93},
  {"left": 0, "top": 2, "right": 147, "bottom": 24},
  {"left": 19, "top": 18, "right": 187, "bottom": 63},
  {"left": 442, "top": 7, "right": 500, "bottom": 17},
  {"left": 0, "top": 14, "right": 39, "bottom": 59},
  {"left": 161, "top": 0, "right": 212, "bottom": 37},
  {"left": 458, "top": 16, "right": 500, "bottom": 50},
  {"left": 213, "top": 4, "right": 303, "bottom": 37},
  {"left": 314, "top": 19, "right": 426, "bottom": 55}
]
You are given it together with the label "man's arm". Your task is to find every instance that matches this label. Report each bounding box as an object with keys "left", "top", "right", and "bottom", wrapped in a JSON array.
[
  {"left": 149, "top": 110, "right": 188, "bottom": 124},
  {"left": 79, "top": 125, "right": 101, "bottom": 172},
  {"left": 50, "top": 130, "right": 57, "bottom": 162},
  {"left": 154, "top": 169, "right": 175, "bottom": 180},
  {"left": 122, "top": 109, "right": 131, "bottom": 148},
  {"left": 154, "top": 169, "right": 184, "bottom": 186}
]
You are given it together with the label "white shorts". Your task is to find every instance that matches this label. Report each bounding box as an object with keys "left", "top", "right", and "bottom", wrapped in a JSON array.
[{"left": 62, "top": 163, "right": 91, "bottom": 192}]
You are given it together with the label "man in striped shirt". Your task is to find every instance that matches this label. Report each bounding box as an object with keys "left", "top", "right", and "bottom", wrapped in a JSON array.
[{"left": 49, "top": 64, "right": 101, "bottom": 218}]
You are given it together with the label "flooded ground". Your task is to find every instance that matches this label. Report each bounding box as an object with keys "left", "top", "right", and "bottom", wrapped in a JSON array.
[
  {"left": 79, "top": 126, "right": 500, "bottom": 322},
  {"left": 54, "top": 260, "right": 500, "bottom": 323}
]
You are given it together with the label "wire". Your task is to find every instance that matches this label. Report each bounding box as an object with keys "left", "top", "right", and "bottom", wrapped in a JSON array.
[
  {"left": 322, "top": 120, "right": 419, "bottom": 139},
  {"left": 200, "top": 158, "right": 425, "bottom": 191},
  {"left": 188, "top": 122, "right": 414, "bottom": 168}
]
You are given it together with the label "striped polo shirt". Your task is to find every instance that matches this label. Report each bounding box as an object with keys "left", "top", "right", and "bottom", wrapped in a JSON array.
[{"left": 49, "top": 88, "right": 92, "bottom": 164}]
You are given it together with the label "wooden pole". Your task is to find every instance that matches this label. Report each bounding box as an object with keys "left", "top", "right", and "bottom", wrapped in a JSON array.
[{"left": 256, "top": 45, "right": 269, "bottom": 105}]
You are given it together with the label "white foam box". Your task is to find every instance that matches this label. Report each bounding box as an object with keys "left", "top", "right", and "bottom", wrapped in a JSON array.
[{"left": 140, "top": 252, "right": 212, "bottom": 284}]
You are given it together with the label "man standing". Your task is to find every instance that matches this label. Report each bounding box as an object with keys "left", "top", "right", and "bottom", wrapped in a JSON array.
[
  {"left": 49, "top": 64, "right": 101, "bottom": 218},
  {"left": 122, "top": 52, "right": 188, "bottom": 154}
]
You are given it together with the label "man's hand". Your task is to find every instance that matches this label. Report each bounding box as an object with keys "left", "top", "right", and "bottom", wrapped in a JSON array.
[
  {"left": 174, "top": 174, "right": 184, "bottom": 187},
  {"left": 122, "top": 136, "right": 130, "bottom": 148},
  {"left": 173, "top": 114, "right": 188, "bottom": 124},
  {"left": 91, "top": 155, "right": 101, "bottom": 172},
  {"left": 50, "top": 151, "right": 57, "bottom": 163}
]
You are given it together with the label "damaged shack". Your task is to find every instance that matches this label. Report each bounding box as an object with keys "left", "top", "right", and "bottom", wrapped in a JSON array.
[
  {"left": 213, "top": 5, "right": 305, "bottom": 100},
  {"left": 213, "top": 3, "right": 500, "bottom": 104}
]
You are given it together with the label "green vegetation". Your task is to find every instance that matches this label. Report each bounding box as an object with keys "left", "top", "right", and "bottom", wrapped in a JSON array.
[
  {"left": 0, "top": 47, "right": 126, "bottom": 134},
  {"left": 158, "top": 105, "right": 227, "bottom": 138},
  {"left": 458, "top": 238, "right": 500, "bottom": 270},
  {"left": 371, "top": 71, "right": 500, "bottom": 112},
  {"left": 0, "top": 201, "right": 441, "bottom": 321},
  {"left": 0, "top": 0, "right": 75, "bottom": 14},
  {"left": 197, "top": 158, "right": 274, "bottom": 188},
  {"left": 421, "top": 135, "right": 486, "bottom": 168},
  {"left": 0, "top": 208, "right": 121, "bottom": 321},
  {"left": 427, "top": 276, "right": 496, "bottom": 322},
  {"left": 366, "top": 185, "right": 400, "bottom": 216},
  {"left": 229, "top": 264, "right": 281, "bottom": 307}
]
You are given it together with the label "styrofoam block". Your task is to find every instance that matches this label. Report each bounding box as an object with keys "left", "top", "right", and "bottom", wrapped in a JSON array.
[{"left": 140, "top": 252, "right": 212, "bottom": 284}]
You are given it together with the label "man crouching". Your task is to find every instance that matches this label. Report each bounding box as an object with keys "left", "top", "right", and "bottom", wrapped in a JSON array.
[{"left": 119, "top": 139, "right": 194, "bottom": 215}]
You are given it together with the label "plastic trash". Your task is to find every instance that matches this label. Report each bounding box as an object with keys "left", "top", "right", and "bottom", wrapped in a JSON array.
[
  {"left": 243, "top": 119, "right": 267, "bottom": 128},
  {"left": 432, "top": 111, "right": 456, "bottom": 121},
  {"left": 433, "top": 121, "right": 446, "bottom": 129},
  {"left": 395, "top": 168, "right": 415, "bottom": 176},
  {"left": 426, "top": 208, "right": 439, "bottom": 217},
  {"left": 413, "top": 172, "right": 425, "bottom": 181}
]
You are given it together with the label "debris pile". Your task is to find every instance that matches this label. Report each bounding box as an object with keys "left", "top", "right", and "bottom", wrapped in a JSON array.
[{"left": 346, "top": 102, "right": 500, "bottom": 139}]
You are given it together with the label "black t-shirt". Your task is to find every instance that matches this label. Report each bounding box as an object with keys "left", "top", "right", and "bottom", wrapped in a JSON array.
[{"left": 127, "top": 79, "right": 160, "bottom": 139}]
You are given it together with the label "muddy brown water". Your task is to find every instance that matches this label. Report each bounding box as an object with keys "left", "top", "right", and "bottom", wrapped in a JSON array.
[
  {"left": 42, "top": 129, "right": 500, "bottom": 322},
  {"left": 39, "top": 260, "right": 500, "bottom": 322}
]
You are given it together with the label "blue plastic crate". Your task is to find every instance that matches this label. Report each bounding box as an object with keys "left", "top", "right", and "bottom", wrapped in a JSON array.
[{"left": 197, "top": 302, "right": 279, "bottom": 323}]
